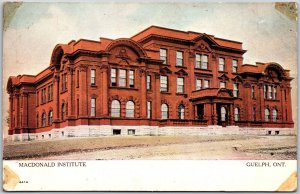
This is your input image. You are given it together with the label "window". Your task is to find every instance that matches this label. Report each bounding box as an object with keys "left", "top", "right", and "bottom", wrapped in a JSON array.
[
  {"left": 221, "top": 106, "right": 226, "bottom": 121},
  {"left": 219, "top": 58, "right": 225, "bottom": 71},
  {"left": 42, "top": 113, "right": 46, "bottom": 127},
  {"left": 195, "top": 54, "right": 208, "bottom": 69},
  {"left": 62, "top": 73, "right": 67, "bottom": 91},
  {"left": 91, "top": 98, "right": 96, "bottom": 116},
  {"left": 220, "top": 81, "right": 226, "bottom": 89},
  {"left": 111, "top": 68, "right": 117, "bottom": 86},
  {"left": 234, "top": 108, "right": 240, "bottom": 121},
  {"left": 160, "top": 49, "right": 167, "bottom": 64},
  {"left": 204, "top": 80, "right": 210, "bottom": 89},
  {"left": 129, "top": 70, "right": 134, "bottom": 88},
  {"left": 264, "top": 85, "right": 267, "bottom": 99},
  {"left": 196, "top": 79, "right": 202, "bottom": 90},
  {"left": 177, "top": 77, "right": 184, "bottom": 93},
  {"left": 41, "top": 88, "right": 46, "bottom": 104},
  {"left": 176, "top": 51, "right": 183, "bottom": 66},
  {"left": 265, "top": 109, "right": 270, "bottom": 122},
  {"left": 48, "top": 84, "right": 53, "bottom": 101},
  {"left": 268, "top": 85, "right": 272, "bottom": 99},
  {"left": 113, "top": 129, "right": 121, "bottom": 135},
  {"left": 147, "top": 75, "right": 151, "bottom": 90},
  {"left": 128, "top": 129, "right": 135, "bottom": 135},
  {"left": 61, "top": 103, "right": 65, "bottom": 120},
  {"left": 91, "top": 69, "right": 96, "bottom": 85},
  {"left": 48, "top": 111, "right": 53, "bottom": 125},
  {"left": 126, "top": 101, "right": 135, "bottom": 118},
  {"left": 272, "top": 109, "right": 278, "bottom": 122},
  {"left": 119, "top": 69, "right": 127, "bottom": 87},
  {"left": 178, "top": 104, "right": 185, "bottom": 119},
  {"left": 147, "top": 101, "right": 152, "bottom": 119},
  {"left": 253, "top": 107, "right": 256, "bottom": 121},
  {"left": 160, "top": 75, "right": 168, "bottom": 92},
  {"left": 111, "top": 100, "right": 120, "bottom": 117},
  {"left": 284, "top": 90, "right": 287, "bottom": 101},
  {"left": 251, "top": 86, "right": 255, "bottom": 99},
  {"left": 232, "top": 60, "right": 238, "bottom": 73},
  {"left": 161, "top": 104, "right": 168, "bottom": 119},
  {"left": 273, "top": 86, "right": 277, "bottom": 99},
  {"left": 77, "top": 99, "right": 79, "bottom": 116},
  {"left": 233, "top": 83, "right": 239, "bottom": 97}
]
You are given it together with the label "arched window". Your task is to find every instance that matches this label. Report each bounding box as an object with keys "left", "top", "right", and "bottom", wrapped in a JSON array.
[
  {"left": 265, "top": 108, "right": 270, "bottom": 122},
  {"left": 272, "top": 109, "right": 278, "bottom": 122},
  {"left": 178, "top": 104, "right": 185, "bottom": 119},
  {"left": 221, "top": 106, "right": 226, "bottom": 121},
  {"left": 111, "top": 100, "right": 121, "bottom": 117},
  {"left": 61, "top": 103, "right": 65, "bottom": 120},
  {"left": 42, "top": 112, "right": 46, "bottom": 127},
  {"left": 48, "top": 110, "right": 53, "bottom": 125},
  {"left": 161, "top": 104, "right": 168, "bottom": 119},
  {"left": 234, "top": 107, "right": 240, "bottom": 121},
  {"left": 126, "top": 101, "right": 135, "bottom": 118}
]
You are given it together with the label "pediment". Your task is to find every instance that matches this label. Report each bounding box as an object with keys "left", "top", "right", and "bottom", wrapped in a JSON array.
[
  {"left": 175, "top": 69, "right": 188, "bottom": 76},
  {"left": 160, "top": 67, "right": 172, "bottom": 74},
  {"left": 232, "top": 75, "right": 243, "bottom": 83},
  {"left": 218, "top": 88, "right": 233, "bottom": 98},
  {"left": 218, "top": 73, "right": 230, "bottom": 81},
  {"left": 193, "top": 34, "right": 219, "bottom": 47}
]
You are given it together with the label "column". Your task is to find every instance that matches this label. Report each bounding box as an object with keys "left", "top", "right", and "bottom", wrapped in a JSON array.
[
  {"left": 9, "top": 95, "right": 13, "bottom": 130},
  {"left": 139, "top": 66, "right": 147, "bottom": 118},
  {"left": 16, "top": 93, "right": 20, "bottom": 128},
  {"left": 67, "top": 66, "right": 75, "bottom": 118},
  {"left": 100, "top": 58, "right": 109, "bottom": 116},
  {"left": 154, "top": 73, "right": 161, "bottom": 119},
  {"left": 53, "top": 72, "right": 60, "bottom": 122},
  {"left": 258, "top": 83, "right": 265, "bottom": 121},
  {"left": 79, "top": 64, "right": 88, "bottom": 117}
]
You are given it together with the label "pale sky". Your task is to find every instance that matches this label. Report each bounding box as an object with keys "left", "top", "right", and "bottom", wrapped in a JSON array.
[{"left": 2, "top": 3, "right": 297, "bottom": 136}]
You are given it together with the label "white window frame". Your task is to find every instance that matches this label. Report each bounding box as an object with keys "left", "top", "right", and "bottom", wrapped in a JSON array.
[
  {"left": 219, "top": 58, "right": 225, "bottom": 71},
  {"left": 111, "top": 100, "right": 121, "bottom": 117},
  {"left": 160, "top": 48, "right": 167, "bottom": 64},
  {"left": 119, "top": 69, "right": 127, "bottom": 87},
  {"left": 111, "top": 68, "right": 117, "bottom": 86},
  {"left": 176, "top": 51, "right": 183, "bottom": 66},
  {"left": 196, "top": 79, "right": 202, "bottom": 90},
  {"left": 126, "top": 101, "right": 135, "bottom": 118},
  {"left": 161, "top": 103, "right": 169, "bottom": 120},
  {"left": 147, "top": 75, "right": 151, "bottom": 90},
  {"left": 129, "top": 70, "right": 134, "bottom": 88},
  {"left": 160, "top": 75, "right": 168, "bottom": 92},
  {"left": 232, "top": 59, "right": 238, "bottom": 73},
  {"left": 177, "top": 77, "right": 184, "bottom": 93},
  {"left": 220, "top": 81, "right": 226, "bottom": 89},
  {"left": 178, "top": 104, "right": 185, "bottom": 119},
  {"left": 91, "top": 69, "right": 96, "bottom": 85},
  {"left": 233, "top": 83, "right": 239, "bottom": 97},
  {"left": 204, "top": 80, "right": 210, "bottom": 89},
  {"left": 234, "top": 108, "right": 240, "bottom": 121},
  {"left": 91, "top": 98, "right": 96, "bottom": 117},
  {"left": 147, "top": 101, "right": 151, "bottom": 119}
]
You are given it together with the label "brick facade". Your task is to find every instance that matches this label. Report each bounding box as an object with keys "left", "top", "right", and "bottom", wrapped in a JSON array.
[{"left": 6, "top": 26, "right": 294, "bottom": 139}]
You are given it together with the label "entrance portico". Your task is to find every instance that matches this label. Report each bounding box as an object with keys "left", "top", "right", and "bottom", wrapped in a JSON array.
[{"left": 191, "top": 88, "right": 235, "bottom": 126}]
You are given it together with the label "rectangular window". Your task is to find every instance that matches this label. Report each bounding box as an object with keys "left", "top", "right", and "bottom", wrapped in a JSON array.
[
  {"left": 111, "top": 68, "right": 117, "bottom": 86},
  {"left": 273, "top": 86, "right": 277, "bottom": 99},
  {"left": 91, "top": 69, "right": 96, "bottom": 85},
  {"left": 195, "top": 54, "right": 208, "bottom": 69},
  {"left": 147, "top": 101, "right": 151, "bottom": 119},
  {"left": 147, "top": 75, "right": 151, "bottom": 90},
  {"left": 61, "top": 73, "right": 67, "bottom": 91},
  {"left": 251, "top": 86, "right": 255, "bottom": 99},
  {"left": 233, "top": 83, "right": 239, "bottom": 97},
  {"left": 41, "top": 88, "right": 46, "bottom": 104},
  {"left": 48, "top": 84, "right": 53, "bottom": 101},
  {"left": 177, "top": 77, "right": 184, "bottom": 93},
  {"left": 253, "top": 107, "right": 256, "bottom": 121},
  {"left": 176, "top": 51, "right": 183, "bottom": 66},
  {"left": 264, "top": 85, "right": 267, "bottom": 99},
  {"left": 119, "top": 69, "right": 126, "bottom": 87},
  {"left": 202, "top": 55, "right": 208, "bottom": 69},
  {"left": 268, "top": 85, "right": 272, "bottom": 99},
  {"left": 219, "top": 58, "right": 225, "bottom": 71},
  {"left": 232, "top": 60, "right": 238, "bottom": 73},
  {"left": 196, "top": 79, "right": 202, "bottom": 90},
  {"left": 36, "top": 91, "right": 39, "bottom": 106},
  {"left": 160, "top": 48, "right": 167, "bottom": 64},
  {"left": 204, "top": 80, "right": 209, "bottom": 88},
  {"left": 160, "top": 75, "right": 168, "bottom": 92},
  {"left": 129, "top": 70, "right": 134, "bottom": 88},
  {"left": 91, "top": 98, "right": 96, "bottom": 116},
  {"left": 77, "top": 99, "right": 79, "bottom": 116},
  {"left": 220, "top": 81, "right": 226, "bottom": 89}
]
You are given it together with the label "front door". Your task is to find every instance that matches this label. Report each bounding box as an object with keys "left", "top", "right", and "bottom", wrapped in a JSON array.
[
  {"left": 217, "top": 104, "right": 228, "bottom": 126},
  {"left": 197, "top": 104, "right": 204, "bottom": 120}
]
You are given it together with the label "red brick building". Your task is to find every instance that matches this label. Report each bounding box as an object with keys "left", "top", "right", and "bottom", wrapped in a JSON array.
[{"left": 6, "top": 26, "right": 294, "bottom": 141}]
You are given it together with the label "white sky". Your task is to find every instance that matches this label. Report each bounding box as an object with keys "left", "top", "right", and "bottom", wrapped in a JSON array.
[{"left": 2, "top": 3, "right": 297, "bottom": 136}]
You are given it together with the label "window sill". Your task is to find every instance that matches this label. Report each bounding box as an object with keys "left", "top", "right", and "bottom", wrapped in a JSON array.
[
  {"left": 218, "top": 71, "right": 228, "bottom": 74},
  {"left": 175, "top": 65, "right": 187, "bottom": 69},
  {"left": 91, "top": 84, "right": 97, "bottom": 88},
  {"left": 109, "top": 86, "right": 138, "bottom": 90},
  {"left": 265, "top": 99, "right": 280, "bottom": 102},
  {"left": 160, "top": 91, "right": 171, "bottom": 95},
  {"left": 60, "top": 90, "right": 68, "bottom": 94},
  {"left": 176, "top": 93, "right": 188, "bottom": 97},
  {"left": 194, "top": 68, "right": 212, "bottom": 72}
]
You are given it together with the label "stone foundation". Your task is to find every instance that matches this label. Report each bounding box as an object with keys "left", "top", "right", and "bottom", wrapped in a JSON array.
[{"left": 7, "top": 125, "right": 296, "bottom": 142}]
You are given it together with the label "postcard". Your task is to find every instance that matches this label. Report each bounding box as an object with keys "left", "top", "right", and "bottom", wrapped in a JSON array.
[{"left": 2, "top": 2, "right": 297, "bottom": 191}]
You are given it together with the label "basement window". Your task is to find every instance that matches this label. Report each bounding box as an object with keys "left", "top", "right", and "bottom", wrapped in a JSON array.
[
  {"left": 267, "top": 131, "right": 272, "bottom": 135},
  {"left": 113, "top": 129, "right": 121, "bottom": 135},
  {"left": 128, "top": 129, "right": 136, "bottom": 135},
  {"left": 49, "top": 134, "right": 51, "bottom": 138},
  {"left": 275, "top": 131, "right": 280, "bottom": 135},
  {"left": 42, "top": 135, "right": 44, "bottom": 139},
  {"left": 62, "top": 131, "right": 64, "bottom": 136}
]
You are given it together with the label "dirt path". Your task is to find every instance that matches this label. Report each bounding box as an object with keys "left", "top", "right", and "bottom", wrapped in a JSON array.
[{"left": 35, "top": 135, "right": 296, "bottom": 160}]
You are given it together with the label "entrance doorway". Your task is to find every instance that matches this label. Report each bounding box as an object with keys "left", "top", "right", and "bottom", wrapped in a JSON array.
[
  {"left": 217, "top": 104, "right": 228, "bottom": 126},
  {"left": 196, "top": 104, "right": 204, "bottom": 120}
]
